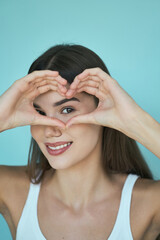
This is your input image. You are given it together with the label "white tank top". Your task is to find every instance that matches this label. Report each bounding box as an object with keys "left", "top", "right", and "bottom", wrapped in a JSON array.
[{"left": 16, "top": 173, "right": 140, "bottom": 240}]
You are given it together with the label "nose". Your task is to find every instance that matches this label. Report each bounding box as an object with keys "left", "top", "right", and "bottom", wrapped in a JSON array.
[{"left": 44, "top": 125, "right": 62, "bottom": 138}]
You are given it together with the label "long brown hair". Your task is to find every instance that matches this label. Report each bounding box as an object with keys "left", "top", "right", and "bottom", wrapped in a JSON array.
[{"left": 27, "top": 43, "right": 153, "bottom": 183}]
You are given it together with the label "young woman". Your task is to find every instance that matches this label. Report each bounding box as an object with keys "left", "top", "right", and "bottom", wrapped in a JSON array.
[{"left": 0, "top": 44, "right": 160, "bottom": 240}]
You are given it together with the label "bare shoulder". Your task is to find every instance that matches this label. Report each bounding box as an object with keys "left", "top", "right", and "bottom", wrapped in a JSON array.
[
  {"left": 134, "top": 176, "right": 160, "bottom": 233},
  {"left": 143, "top": 177, "right": 160, "bottom": 230},
  {"left": 134, "top": 176, "right": 160, "bottom": 201},
  {"left": 117, "top": 174, "right": 160, "bottom": 238},
  {"left": 0, "top": 165, "right": 30, "bottom": 214}
]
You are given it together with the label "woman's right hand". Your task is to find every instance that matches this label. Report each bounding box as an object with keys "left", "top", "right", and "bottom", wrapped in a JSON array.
[{"left": 0, "top": 70, "right": 67, "bottom": 132}]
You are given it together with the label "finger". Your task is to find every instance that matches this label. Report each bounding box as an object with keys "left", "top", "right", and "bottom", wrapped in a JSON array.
[
  {"left": 68, "top": 76, "right": 80, "bottom": 90},
  {"left": 77, "top": 68, "right": 117, "bottom": 92},
  {"left": 77, "top": 86, "right": 98, "bottom": 96},
  {"left": 14, "top": 73, "right": 62, "bottom": 94},
  {"left": 66, "top": 113, "right": 96, "bottom": 128},
  {"left": 32, "top": 114, "right": 66, "bottom": 129},
  {"left": 65, "top": 83, "right": 101, "bottom": 99},
  {"left": 76, "top": 70, "right": 125, "bottom": 108},
  {"left": 77, "top": 75, "right": 100, "bottom": 83},
  {"left": 28, "top": 84, "right": 59, "bottom": 100},
  {"left": 30, "top": 79, "right": 67, "bottom": 95},
  {"left": 77, "top": 86, "right": 106, "bottom": 101},
  {"left": 77, "top": 80, "right": 100, "bottom": 89},
  {"left": 77, "top": 67, "right": 108, "bottom": 80},
  {"left": 33, "top": 79, "right": 58, "bottom": 88},
  {"left": 33, "top": 75, "right": 67, "bottom": 86},
  {"left": 69, "top": 75, "right": 100, "bottom": 90},
  {"left": 65, "top": 88, "right": 77, "bottom": 98},
  {"left": 57, "top": 83, "right": 68, "bottom": 93},
  {"left": 55, "top": 75, "right": 68, "bottom": 85},
  {"left": 24, "top": 70, "right": 60, "bottom": 83},
  {"left": 34, "top": 80, "right": 67, "bottom": 93},
  {"left": 77, "top": 79, "right": 108, "bottom": 97},
  {"left": 27, "top": 81, "right": 68, "bottom": 100}
]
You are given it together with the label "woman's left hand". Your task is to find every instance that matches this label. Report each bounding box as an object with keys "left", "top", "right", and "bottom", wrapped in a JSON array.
[{"left": 65, "top": 67, "right": 143, "bottom": 136}]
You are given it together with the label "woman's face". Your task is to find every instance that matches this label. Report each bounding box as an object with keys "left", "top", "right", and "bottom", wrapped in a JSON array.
[{"left": 31, "top": 89, "right": 103, "bottom": 170}]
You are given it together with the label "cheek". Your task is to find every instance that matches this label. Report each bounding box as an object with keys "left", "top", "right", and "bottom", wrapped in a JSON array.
[
  {"left": 30, "top": 126, "right": 43, "bottom": 141},
  {"left": 72, "top": 124, "right": 102, "bottom": 151}
]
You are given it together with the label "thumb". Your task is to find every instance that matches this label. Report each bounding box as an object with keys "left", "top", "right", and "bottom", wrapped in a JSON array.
[
  {"left": 66, "top": 113, "right": 96, "bottom": 128},
  {"left": 32, "top": 115, "right": 66, "bottom": 129}
]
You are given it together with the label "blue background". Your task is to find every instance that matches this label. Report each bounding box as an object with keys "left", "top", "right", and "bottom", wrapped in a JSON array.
[{"left": 0, "top": 0, "right": 160, "bottom": 239}]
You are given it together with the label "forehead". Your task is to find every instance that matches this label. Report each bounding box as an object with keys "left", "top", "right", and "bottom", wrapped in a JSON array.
[{"left": 33, "top": 90, "right": 95, "bottom": 107}]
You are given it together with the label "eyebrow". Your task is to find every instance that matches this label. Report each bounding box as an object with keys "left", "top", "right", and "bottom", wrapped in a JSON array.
[{"left": 33, "top": 97, "right": 80, "bottom": 109}]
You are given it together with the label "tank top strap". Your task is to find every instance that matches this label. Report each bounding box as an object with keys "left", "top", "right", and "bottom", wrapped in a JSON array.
[
  {"left": 27, "top": 182, "right": 41, "bottom": 205},
  {"left": 108, "top": 173, "right": 140, "bottom": 240},
  {"left": 16, "top": 182, "right": 45, "bottom": 240},
  {"left": 121, "top": 174, "right": 139, "bottom": 209}
]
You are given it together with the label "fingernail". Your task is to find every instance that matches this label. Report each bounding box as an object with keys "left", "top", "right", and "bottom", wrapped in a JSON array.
[
  {"left": 68, "top": 89, "right": 73, "bottom": 94},
  {"left": 66, "top": 89, "right": 73, "bottom": 96},
  {"left": 70, "top": 83, "right": 76, "bottom": 89}
]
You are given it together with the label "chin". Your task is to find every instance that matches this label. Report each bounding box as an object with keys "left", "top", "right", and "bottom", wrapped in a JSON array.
[
  {"left": 48, "top": 162, "right": 75, "bottom": 171},
  {"left": 46, "top": 155, "right": 85, "bottom": 171}
]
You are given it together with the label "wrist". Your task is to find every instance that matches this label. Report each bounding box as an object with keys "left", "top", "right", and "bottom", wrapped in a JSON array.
[
  {"left": 0, "top": 120, "right": 11, "bottom": 133},
  {"left": 126, "top": 108, "right": 160, "bottom": 158}
]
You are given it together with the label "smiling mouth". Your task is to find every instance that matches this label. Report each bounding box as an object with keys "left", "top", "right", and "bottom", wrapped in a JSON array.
[
  {"left": 45, "top": 142, "right": 73, "bottom": 156},
  {"left": 48, "top": 142, "right": 72, "bottom": 150}
]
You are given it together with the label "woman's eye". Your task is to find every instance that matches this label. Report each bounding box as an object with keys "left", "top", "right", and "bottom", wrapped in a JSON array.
[
  {"left": 36, "top": 109, "right": 46, "bottom": 116},
  {"left": 35, "top": 107, "right": 74, "bottom": 116},
  {"left": 61, "top": 107, "right": 75, "bottom": 114}
]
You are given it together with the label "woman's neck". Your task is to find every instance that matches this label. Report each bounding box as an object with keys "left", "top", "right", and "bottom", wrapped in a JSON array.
[{"left": 46, "top": 153, "right": 113, "bottom": 211}]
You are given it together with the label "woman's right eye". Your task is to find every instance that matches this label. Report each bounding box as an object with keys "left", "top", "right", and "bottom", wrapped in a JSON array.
[{"left": 36, "top": 109, "right": 46, "bottom": 116}]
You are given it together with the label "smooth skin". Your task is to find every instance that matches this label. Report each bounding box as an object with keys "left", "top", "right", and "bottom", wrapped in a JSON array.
[
  {"left": 0, "top": 68, "right": 160, "bottom": 240},
  {"left": 66, "top": 68, "right": 160, "bottom": 158},
  {"left": 0, "top": 70, "right": 67, "bottom": 131}
]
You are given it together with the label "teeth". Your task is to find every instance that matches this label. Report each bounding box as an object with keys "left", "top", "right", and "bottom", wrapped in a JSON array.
[{"left": 48, "top": 142, "right": 72, "bottom": 150}]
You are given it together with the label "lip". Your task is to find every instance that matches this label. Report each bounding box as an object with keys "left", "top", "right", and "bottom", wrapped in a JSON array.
[{"left": 45, "top": 141, "right": 73, "bottom": 156}]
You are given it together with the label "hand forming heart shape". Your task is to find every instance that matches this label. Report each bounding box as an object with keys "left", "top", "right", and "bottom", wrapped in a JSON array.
[
  {"left": 0, "top": 67, "right": 141, "bottom": 136},
  {"left": 62, "top": 67, "right": 141, "bottom": 136}
]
